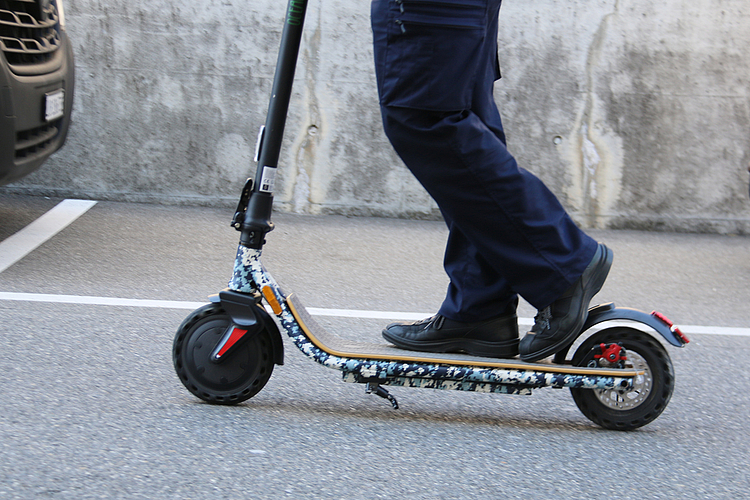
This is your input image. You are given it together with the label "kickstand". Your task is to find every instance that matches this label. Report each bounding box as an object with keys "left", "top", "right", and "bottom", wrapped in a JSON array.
[{"left": 365, "top": 382, "right": 399, "bottom": 409}]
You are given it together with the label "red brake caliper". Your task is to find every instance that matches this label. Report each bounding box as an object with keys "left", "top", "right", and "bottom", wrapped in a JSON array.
[{"left": 594, "top": 343, "right": 627, "bottom": 365}]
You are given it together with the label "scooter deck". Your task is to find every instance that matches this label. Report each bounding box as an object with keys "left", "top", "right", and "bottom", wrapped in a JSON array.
[{"left": 286, "top": 293, "right": 640, "bottom": 378}]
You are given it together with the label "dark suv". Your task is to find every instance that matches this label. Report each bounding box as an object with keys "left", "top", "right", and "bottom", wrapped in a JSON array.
[{"left": 0, "top": 0, "right": 74, "bottom": 186}]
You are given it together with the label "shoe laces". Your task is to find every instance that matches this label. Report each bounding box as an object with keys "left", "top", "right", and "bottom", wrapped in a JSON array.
[
  {"left": 418, "top": 315, "right": 445, "bottom": 330},
  {"left": 432, "top": 315, "right": 446, "bottom": 330},
  {"left": 533, "top": 306, "right": 552, "bottom": 332}
]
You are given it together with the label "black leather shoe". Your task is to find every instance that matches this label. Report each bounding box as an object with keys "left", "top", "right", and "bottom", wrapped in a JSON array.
[
  {"left": 519, "top": 243, "right": 613, "bottom": 362},
  {"left": 382, "top": 312, "right": 519, "bottom": 358}
]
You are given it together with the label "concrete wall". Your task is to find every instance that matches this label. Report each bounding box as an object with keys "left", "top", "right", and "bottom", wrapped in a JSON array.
[{"left": 6, "top": 0, "right": 750, "bottom": 233}]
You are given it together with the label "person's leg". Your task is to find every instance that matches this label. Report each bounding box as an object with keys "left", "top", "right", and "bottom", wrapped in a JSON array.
[
  {"left": 372, "top": 0, "right": 609, "bottom": 360},
  {"left": 373, "top": 0, "right": 521, "bottom": 357}
]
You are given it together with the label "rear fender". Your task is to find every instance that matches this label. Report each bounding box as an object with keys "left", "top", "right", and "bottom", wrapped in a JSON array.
[{"left": 553, "top": 303, "right": 688, "bottom": 363}]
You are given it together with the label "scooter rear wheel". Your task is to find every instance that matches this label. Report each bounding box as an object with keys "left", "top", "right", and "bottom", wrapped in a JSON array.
[
  {"left": 173, "top": 303, "right": 274, "bottom": 405},
  {"left": 570, "top": 327, "right": 674, "bottom": 431}
]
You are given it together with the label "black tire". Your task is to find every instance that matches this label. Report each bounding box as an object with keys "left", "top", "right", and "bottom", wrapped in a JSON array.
[
  {"left": 173, "top": 303, "right": 274, "bottom": 405},
  {"left": 570, "top": 327, "right": 674, "bottom": 431}
]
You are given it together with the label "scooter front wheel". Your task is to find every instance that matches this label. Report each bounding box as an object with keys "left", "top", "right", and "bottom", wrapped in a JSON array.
[
  {"left": 173, "top": 303, "right": 274, "bottom": 405},
  {"left": 570, "top": 327, "right": 675, "bottom": 431}
]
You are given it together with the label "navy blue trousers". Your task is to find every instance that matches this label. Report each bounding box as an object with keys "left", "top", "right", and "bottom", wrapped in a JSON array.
[{"left": 371, "top": 0, "right": 597, "bottom": 322}]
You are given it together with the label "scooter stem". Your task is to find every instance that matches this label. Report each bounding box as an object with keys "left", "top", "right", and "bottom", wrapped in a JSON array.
[{"left": 241, "top": 0, "right": 309, "bottom": 249}]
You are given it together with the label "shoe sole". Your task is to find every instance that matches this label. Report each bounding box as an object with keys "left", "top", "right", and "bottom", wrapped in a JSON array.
[
  {"left": 382, "top": 329, "right": 520, "bottom": 359},
  {"left": 520, "top": 244, "right": 613, "bottom": 362}
]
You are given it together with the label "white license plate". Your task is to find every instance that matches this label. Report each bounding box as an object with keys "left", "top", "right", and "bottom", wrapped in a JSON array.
[{"left": 45, "top": 90, "right": 65, "bottom": 122}]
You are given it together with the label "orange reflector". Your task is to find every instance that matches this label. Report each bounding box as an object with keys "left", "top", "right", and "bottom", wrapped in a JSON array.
[{"left": 262, "top": 285, "right": 283, "bottom": 315}]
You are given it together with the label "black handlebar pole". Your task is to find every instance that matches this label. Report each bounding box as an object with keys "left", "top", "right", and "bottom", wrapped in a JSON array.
[{"left": 241, "top": 0, "right": 309, "bottom": 249}]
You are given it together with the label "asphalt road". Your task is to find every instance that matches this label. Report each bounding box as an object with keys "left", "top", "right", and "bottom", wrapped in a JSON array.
[{"left": 1, "top": 192, "right": 749, "bottom": 499}]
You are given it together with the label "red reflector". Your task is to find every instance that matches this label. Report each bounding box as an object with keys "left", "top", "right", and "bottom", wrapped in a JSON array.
[
  {"left": 651, "top": 311, "right": 673, "bottom": 327},
  {"left": 673, "top": 327, "right": 690, "bottom": 344},
  {"left": 216, "top": 327, "right": 248, "bottom": 358},
  {"left": 651, "top": 311, "right": 690, "bottom": 345}
]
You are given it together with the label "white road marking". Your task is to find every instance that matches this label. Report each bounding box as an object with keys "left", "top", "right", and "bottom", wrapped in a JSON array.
[
  {"left": 0, "top": 199, "right": 97, "bottom": 273},
  {"left": 0, "top": 292, "right": 206, "bottom": 310},
  {"left": 305, "top": 307, "right": 433, "bottom": 321},
  {"left": 0, "top": 291, "right": 747, "bottom": 337}
]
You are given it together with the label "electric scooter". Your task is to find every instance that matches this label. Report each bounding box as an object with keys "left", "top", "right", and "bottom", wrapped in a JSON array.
[{"left": 172, "top": 0, "right": 689, "bottom": 431}]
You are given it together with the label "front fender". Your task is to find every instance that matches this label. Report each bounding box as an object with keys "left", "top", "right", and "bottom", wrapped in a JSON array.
[{"left": 210, "top": 289, "right": 284, "bottom": 365}]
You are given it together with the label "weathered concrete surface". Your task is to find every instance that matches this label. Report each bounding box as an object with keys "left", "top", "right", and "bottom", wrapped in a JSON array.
[{"left": 3, "top": 0, "right": 750, "bottom": 233}]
